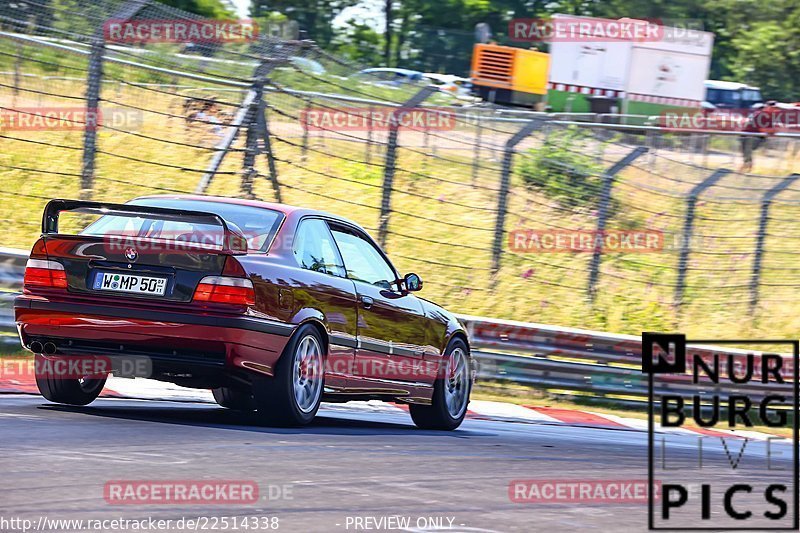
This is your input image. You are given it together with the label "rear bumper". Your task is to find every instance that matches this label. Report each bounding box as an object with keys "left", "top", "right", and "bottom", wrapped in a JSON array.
[{"left": 15, "top": 295, "right": 293, "bottom": 378}]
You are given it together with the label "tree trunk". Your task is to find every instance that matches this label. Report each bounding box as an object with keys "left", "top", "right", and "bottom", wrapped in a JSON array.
[
  {"left": 394, "top": 11, "right": 407, "bottom": 67},
  {"left": 384, "top": 0, "right": 393, "bottom": 66}
]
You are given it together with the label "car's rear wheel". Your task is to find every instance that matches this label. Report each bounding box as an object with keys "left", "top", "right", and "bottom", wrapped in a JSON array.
[
  {"left": 212, "top": 386, "right": 256, "bottom": 411},
  {"left": 34, "top": 353, "right": 107, "bottom": 406},
  {"left": 409, "top": 338, "right": 471, "bottom": 430},
  {"left": 253, "top": 325, "right": 325, "bottom": 427}
]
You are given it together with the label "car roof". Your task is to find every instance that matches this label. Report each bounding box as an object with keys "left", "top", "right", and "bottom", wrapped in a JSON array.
[
  {"left": 423, "top": 73, "right": 465, "bottom": 82},
  {"left": 359, "top": 67, "right": 422, "bottom": 76},
  {"left": 705, "top": 79, "right": 760, "bottom": 91},
  {"left": 132, "top": 194, "right": 368, "bottom": 232}
]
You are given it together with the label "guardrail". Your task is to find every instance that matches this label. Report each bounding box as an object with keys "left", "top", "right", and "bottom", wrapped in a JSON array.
[
  {"left": 0, "top": 248, "right": 790, "bottom": 405},
  {"left": 0, "top": 247, "right": 26, "bottom": 344},
  {"left": 461, "top": 315, "right": 792, "bottom": 406}
]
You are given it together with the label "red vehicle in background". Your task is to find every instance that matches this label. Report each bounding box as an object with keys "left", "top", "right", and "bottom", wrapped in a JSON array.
[{"left": 15, "top": 196, "right": 473, "bottom": 430}]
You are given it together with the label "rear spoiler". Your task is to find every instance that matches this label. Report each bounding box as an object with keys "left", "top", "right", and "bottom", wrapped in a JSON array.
[{"left": 42, "top": 199, "right": 249, "bottom": 254}]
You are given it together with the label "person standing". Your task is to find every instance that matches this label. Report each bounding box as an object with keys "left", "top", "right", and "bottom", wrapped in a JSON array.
[{"left": 740, "top": 100, "right": 779, "bottom": 172}]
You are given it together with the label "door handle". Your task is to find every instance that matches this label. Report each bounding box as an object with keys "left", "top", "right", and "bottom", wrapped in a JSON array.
[{"left": 359, "top": 295, "right": 374, "bottom": 309}]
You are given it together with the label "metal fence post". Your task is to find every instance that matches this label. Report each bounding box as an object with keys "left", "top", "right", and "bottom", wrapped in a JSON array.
[
  {"left": 472, "top": 112, "right": 483, "bottom": 185},
  {"left": 490, "top": 118, "right": 544, "bottom": 277},
  {"left": 12, "top": 40, "right": 21, "bottom": 108},
  {"left": 645, "top": 129, "right": 657, "bottom": 170},
  {"left": 241, "top": 60, "right": 284, "bottom": 200},
  {"left": 674, "top": 168, "right": 731, "bottom": 310},
  {"left": 256, "top": 99, "right": 282, "bottom": 203},
  {"left": 378, "top": 86, "right": 437, "bottom": 249},
  {"left": 196, "top": 60, "right": 279, "bottom": 194},
  {"left": 421, "top": 120, "right": 430, "bottom": 172},
  {"left": 301, "top": 98, "right": 310, "bottom": 162},
  {"left": 429, "top": 113, "right": 438, "bottom": 160},
  {"left": 195, "top": 91, "right": 256, "bottom": 194},
  {"left": 79, "top": 37, "right": 104, "bottom": 201},
  {"left": 749, "top": 173, "right": 800, "bottom": 313},
  {"left": 80, "top": 0, "right": 148, "bottom": 200},
  {"left": 240, "top": 81, "right": 263, "bottom": 199},
  {"left": 587, "top": 146, "right": 648, "bottom": 300},
  {"left": 365, "top": 104, "right": 374, "bottom": 165}
]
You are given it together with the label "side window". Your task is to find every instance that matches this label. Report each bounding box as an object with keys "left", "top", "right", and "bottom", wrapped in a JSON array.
[
  {"left": 330, "top": 226, "right": 397, "bottom": 289},
  {"left": 292, "top": 219, "right": 346, "bottom": 277}
]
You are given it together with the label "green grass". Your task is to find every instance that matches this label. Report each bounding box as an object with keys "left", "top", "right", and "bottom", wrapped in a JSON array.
[{"left": 0, "top": 345, "right": 25, "bottom": 357}]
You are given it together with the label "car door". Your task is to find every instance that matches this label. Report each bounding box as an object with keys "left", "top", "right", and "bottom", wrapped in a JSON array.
[
  {"left": 289, "top": 217, "right": 358, "bottom": 391},
  {"left": 328, "top": 222, "right": 431, "bottom": 394}
]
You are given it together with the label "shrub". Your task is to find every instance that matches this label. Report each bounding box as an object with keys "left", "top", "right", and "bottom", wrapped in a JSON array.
[{"left": 517, "top": 126, "right": 607, "bottom": 210}]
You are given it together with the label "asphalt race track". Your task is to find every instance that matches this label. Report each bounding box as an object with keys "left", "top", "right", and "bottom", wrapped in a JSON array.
[{"left": 0, "top": 394, "right": 795, "bottom": 532}]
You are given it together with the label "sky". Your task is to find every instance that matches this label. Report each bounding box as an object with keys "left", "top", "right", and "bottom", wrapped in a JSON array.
[
  {"left": 230, "top": 0, "right": 386, "bottom": 31},
  {"left": 335, "top": 0, "right": 385, "bottom": 31},
  {"left": 230, "top": 0, "right": 249, "bottom": 17}
]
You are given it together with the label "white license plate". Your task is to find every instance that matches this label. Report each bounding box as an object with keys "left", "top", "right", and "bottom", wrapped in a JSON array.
[{"left": 94, "top": 272, "right": 167, "bottom": 296}]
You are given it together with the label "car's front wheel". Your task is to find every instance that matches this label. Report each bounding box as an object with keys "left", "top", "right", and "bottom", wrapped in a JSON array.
[
  {"left": 35, "top": 353, "right": 107, "bottom": 406},
  {"left": 409, "top": 338, "right": 472, "bottom": 430},
  {"left": 253, "top": 324, "right": 325, "bottom": 427}
]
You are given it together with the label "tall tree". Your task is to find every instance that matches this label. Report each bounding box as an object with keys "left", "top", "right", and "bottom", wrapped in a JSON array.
[
  {"left": 384, "top": 0, "right": 393, "bottom": 66},
  {"left": 250, "top": 1, "right": 357, "bottom": 47},
  {"left": 156, "top": 0, "right": 234, "bottom": 18},
  {"left": 333, "top": 20, "right": 384, "bottom": 65}
]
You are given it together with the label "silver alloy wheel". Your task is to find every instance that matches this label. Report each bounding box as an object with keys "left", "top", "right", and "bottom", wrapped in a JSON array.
[
  {"left": 444, "top": 347, "right": 469, "bottom": 418},
  {"left": 293, "top": 334, "right": 323, "bottom": 413}
]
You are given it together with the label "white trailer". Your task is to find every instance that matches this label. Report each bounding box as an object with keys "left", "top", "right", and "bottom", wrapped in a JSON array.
[{"left": 546, "top": 16, "right": 714, "bottom": 113}]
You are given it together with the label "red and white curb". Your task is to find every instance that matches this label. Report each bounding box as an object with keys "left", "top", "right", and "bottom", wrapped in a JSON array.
[{"left": 0, "top": 375, "right": 790, "bottom": 442}]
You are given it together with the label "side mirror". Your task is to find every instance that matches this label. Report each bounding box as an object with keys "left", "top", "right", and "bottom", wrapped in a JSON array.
[{"left": 404, "top": 273, "right": 423, "bottom": 292}]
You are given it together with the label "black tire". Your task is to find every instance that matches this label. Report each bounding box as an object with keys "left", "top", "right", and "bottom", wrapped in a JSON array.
[
  {"left": 252, "top": 324, "right": 325, "bottom": 427},
  {"left": 409, "top": 338, "right": 472, "bottom": 430},
  {"left": 212, "top": 386, "right": 256, "bottom": 411},
  {"left": 35, "top": 354, "right": 107, "bottom": 406}
]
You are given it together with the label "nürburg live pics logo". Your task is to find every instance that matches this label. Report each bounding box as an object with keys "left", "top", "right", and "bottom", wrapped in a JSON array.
[{"left": 643, "top": 332, "right": 799, "bottom": 530}]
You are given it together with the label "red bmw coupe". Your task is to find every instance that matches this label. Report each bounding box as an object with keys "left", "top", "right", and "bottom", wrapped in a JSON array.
[{"left": 15, "top": 196, "right": 473, "bottom": 429}]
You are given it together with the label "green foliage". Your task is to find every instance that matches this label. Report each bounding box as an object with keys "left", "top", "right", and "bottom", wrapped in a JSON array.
[
  {"left": 250, "top": 1, "right": 358, "bottom": 47},
  {"left": 50, "top": 0, "right": 97, "bottom": 35},
  {"left": 331, "top": 21, "right": 384, "bottom": 66},
  {"left": 728, "top": 22, "right": 800, "bottom": 102},
  {"left": 156, "top": 0, "right": 234, "bottom": 19},
  {"left": 516, "top": 127, "right": 606, "bottom": 209}
]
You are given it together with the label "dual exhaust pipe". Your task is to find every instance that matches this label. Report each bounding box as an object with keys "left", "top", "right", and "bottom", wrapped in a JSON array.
[{"left": 29, "top": 341, "right": 57, "bottom": 355}]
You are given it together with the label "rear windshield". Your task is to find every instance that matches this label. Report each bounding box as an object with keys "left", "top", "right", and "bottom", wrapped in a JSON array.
[{"left": 80, "top": 198, "right": 284, "bottom": 252}]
